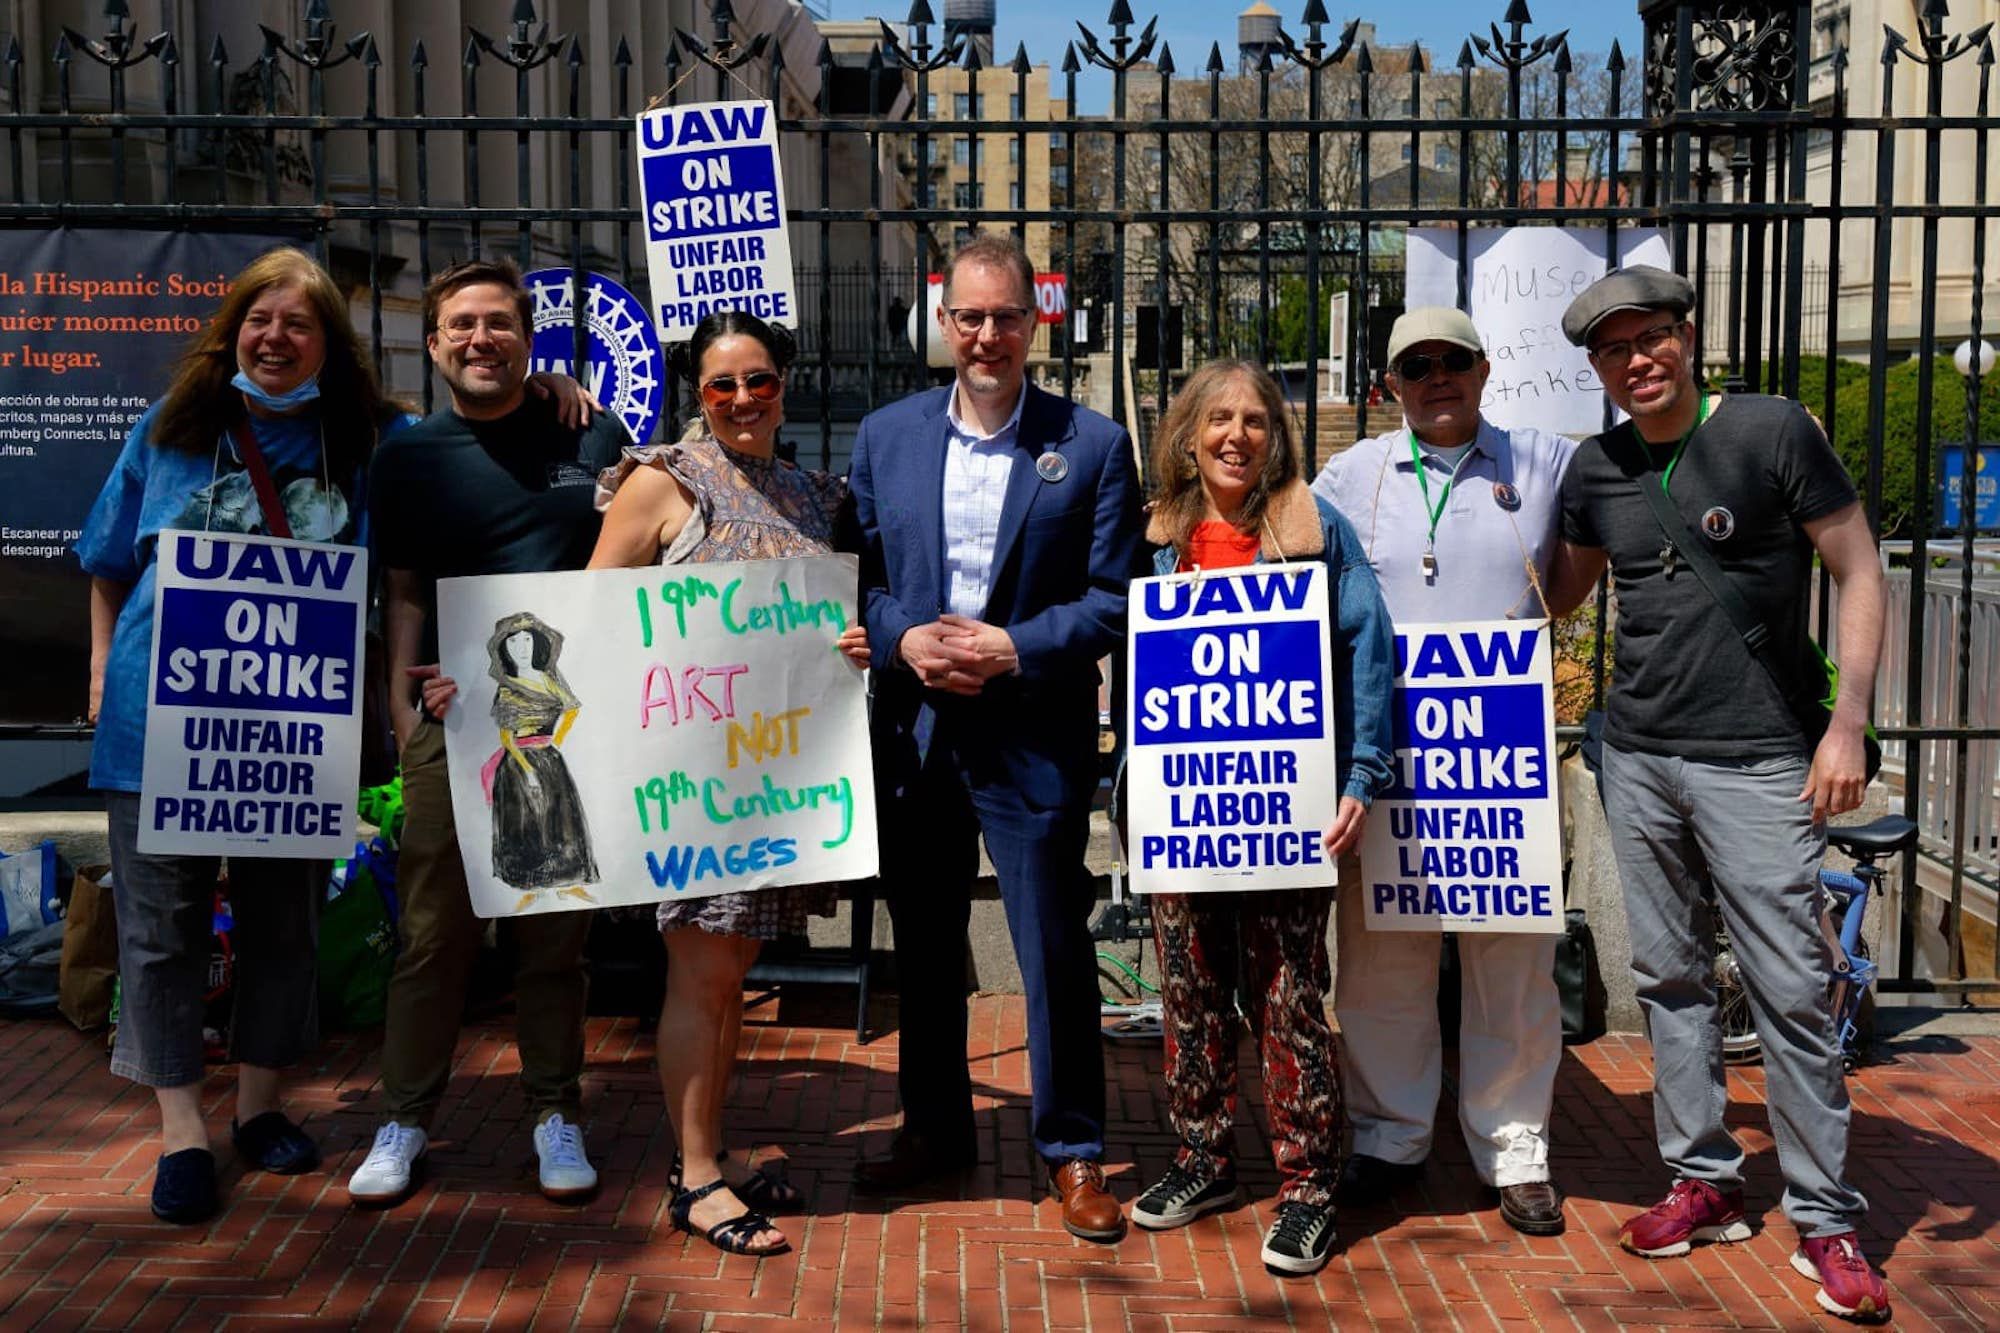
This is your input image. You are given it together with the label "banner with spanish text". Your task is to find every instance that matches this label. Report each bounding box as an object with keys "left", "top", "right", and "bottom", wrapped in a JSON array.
[
  {"left": 0, "top": 228, "right": 303, "bottom": 725},
  {"left": 434, "top": 556, "right": 876, "bottom": 918},
  {"left": 1361, "top": 619, "right": 1563, "bottom": 934},
  {"left": 1126, "top": 564, "right": 1340, "bottom": 895}
]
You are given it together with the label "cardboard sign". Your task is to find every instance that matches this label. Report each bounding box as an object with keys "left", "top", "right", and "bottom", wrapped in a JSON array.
[
  {"left": 1361, "top": 619, "right": 1563, "bottom": 934},
  {"left": 435, "top": 556, "right": 877, "bottom": 918},
  {"left": 139, "top": 532, "right": 366, "bottom": 858},
  {"left": 1126, "top": 564, "right": 1340, "bottom": 894},
  {"left": 635, "top": 99, "right": 797, "bottom": 343},
  {"left": 1406, "top": 226, "right": 1671, "bottom": 435}
]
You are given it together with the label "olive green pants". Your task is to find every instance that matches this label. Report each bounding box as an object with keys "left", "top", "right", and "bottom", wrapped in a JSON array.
[{"left": 378, "top": 718, "right": 590, "bottom": 1129}]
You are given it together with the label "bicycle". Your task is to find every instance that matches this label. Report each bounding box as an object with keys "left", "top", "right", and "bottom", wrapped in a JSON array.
[{"left": 1715, "top": 814, "right": 1920, "bottom": 1071}]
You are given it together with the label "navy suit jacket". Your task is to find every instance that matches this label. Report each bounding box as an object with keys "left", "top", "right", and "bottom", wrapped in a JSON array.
[{"left": 849, "top": 382, "right": 1146, "bottom": 810}]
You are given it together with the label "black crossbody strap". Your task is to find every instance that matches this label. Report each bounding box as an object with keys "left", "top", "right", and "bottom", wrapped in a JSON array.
[{"left": 1607, "top": 432, "right": 1807, "bottom": 707}]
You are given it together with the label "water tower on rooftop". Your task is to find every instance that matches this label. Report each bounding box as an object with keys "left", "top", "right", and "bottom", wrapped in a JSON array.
[
  {"left": 1238, "top": 1, "right": 1284, "bottom": 73},
  {"left": 945, "top": 0, "right": 996, "bottom": 68}
]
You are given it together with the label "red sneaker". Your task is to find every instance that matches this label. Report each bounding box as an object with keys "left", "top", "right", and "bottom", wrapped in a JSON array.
[
  {"left": 1791, "top": 1232, "right": 1891, "bottom": 1323},
  {"left": 1618, "top": 1179, "right": 1753, "bottom": 1258}
]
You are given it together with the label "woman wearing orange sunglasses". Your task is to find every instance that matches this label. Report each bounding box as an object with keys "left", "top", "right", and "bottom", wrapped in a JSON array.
[{"left": 589, "top": 310, "right": 868, "bottom": 1257}]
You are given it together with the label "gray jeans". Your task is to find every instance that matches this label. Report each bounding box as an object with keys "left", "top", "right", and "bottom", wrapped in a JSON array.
[
  {"left": 1600, "top": 742, "right": 1866, "bottom": 1236},
  {"left": 105, "top": 792, "right": 323, "bottom": 1088}
]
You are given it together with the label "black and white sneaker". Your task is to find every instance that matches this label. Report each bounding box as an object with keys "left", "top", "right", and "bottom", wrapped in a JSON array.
[
  {"left": 1261, "top": 1198, "right": 1338, "bottom": 1275},
  {"left": 1130, "top": 1160, "right": 1242, "bottom": 1231}
]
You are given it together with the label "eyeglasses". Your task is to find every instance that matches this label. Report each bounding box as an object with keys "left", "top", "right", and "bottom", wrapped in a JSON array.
[
  {"left": 699, "top": 371, "right": 784, "bottom": 409},
  {"left": 944, "top": 305, "right": 1031, "bottom": 337},
  {"left": 1393, "top": 347, "right": 1480, "bottom": 383},
  {"left": 437, "top": 315, "right": 524, "bottom": 344},
  {"left": 1588, "top": 321, "right": 1685, "bottom": 367}
]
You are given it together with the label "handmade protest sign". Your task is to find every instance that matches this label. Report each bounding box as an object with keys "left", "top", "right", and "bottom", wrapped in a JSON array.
[
  {"left": 1406, "top": 226, "right": 1670, "bottom": 435},
  {"left": 1126, "top": 564, "right": 1339, "bottom": 894},
  {"left": 139, "top": 532, "right": 366, "bottom": 858},
  {"left": 635, "top": 99, "right": 796, "bottom": 344},
  {"left": 435, "top": 556, "right": 876, "bottom": 918},
  {"left": 1361, "top": 619, "right": 1563, "bottom": 934}
]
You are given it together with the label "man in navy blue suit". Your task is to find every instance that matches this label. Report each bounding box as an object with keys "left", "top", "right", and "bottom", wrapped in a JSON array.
[{"left": 848, "top": 232, "right": 1145, "bottom": 1241}]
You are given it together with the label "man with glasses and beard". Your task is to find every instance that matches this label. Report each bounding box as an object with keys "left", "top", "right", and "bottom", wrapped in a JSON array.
[
  {"left": 348, "top": 258, "right": 629, "bottom": 1209},
  {"left": 1549, "top": 267, "right": 1890, "bottom": 1322},
  {"left": 1311, "top": 307, "right": 1575, "bottom": 1239},
  {"left": 846, "top": 232, "right": 1146, "bottom": 1242}
]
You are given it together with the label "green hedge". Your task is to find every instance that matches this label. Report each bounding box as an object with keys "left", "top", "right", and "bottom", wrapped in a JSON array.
[{"left": 1751, "top": 355, "right": 2000, "bottom": 539}]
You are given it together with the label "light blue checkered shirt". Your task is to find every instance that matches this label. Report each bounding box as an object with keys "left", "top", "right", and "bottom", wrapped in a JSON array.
[{"left": 940, "top": 384, "right": 1026, "bottom": 619}]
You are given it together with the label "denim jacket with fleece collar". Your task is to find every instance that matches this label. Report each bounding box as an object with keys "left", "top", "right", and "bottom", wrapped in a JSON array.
[{"left": 1145, "top": 480, "right": 1397, "bottom": 807}]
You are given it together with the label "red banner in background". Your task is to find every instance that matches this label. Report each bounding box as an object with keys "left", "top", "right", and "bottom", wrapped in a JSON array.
[{"left": 926, "top": 273, "right": 1068, "bottom": 324}]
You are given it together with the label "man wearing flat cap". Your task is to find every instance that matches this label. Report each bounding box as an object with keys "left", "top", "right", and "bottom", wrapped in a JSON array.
[
  {"left": 1312, "top": 306, "right": 1576, "bottom": 1238},
  {"left": 1548, "top": 266, "right": 1891, "bottom": 1321}
]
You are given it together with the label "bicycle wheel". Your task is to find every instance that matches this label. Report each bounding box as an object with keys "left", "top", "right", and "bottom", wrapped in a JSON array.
[{"left": 1716, "top": 925, "right": 1763, "bottom": 1065}]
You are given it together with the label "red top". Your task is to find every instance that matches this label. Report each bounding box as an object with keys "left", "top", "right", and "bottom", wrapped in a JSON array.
[{"left": 1179, "top": 519, "right": 1260, "bottom": 573}]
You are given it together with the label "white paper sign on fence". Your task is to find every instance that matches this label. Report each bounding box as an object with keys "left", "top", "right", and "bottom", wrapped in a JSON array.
[
  {"left": 435, "top": 556, "right": 877, "bottom": 919},
  {"left": 635, "top": 99, "right": 797, "bottom": 344},
  {"left": 1125, "top": 564, "right": 1340, "bottom": 895},
  {"left": 1361, "top": 619, "right": 1563, "bottom": 934},
  {"left": 1406, "top": 226, "right": 1671, "bottom": 435},
  {"left": 140, "top": 532, "right": 366, "bottom": 858}
]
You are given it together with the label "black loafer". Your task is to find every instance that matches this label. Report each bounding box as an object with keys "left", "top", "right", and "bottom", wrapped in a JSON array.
[
  {"left": 1497, "top": 1180, "right": 1567, "bottom": 1235},
  {"left": 1336, "top": 1153, "right": 1426, "bottom": 1207},
  {"left": 232, "top": 1111, "right": 321, "bottom": 1175},
  {"left": 151, "top": 1147, "right": 219, "bottom": 1225}
]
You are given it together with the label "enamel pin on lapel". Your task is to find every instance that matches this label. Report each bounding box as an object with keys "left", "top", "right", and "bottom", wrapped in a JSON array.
[{"left": 1035, "top": 451, "right": 1068, "bottom": 483}]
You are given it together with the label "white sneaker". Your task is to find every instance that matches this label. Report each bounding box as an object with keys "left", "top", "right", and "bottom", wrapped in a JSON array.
[
  {"left": 533, "top": 1114, "right": 598, "bottom": 1201},
  {"left": 347, "top": 1122, "right": 427, "bottom": 1204}
]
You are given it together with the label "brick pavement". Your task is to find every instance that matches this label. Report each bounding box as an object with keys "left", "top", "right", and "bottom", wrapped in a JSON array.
[{"left": 2, "top": 993, "right": 1998, "bottom": 1330}]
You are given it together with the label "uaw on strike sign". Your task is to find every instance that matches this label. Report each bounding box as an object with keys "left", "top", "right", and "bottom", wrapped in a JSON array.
[
  {"left": 140, "top": 532, "right": 366, "bottom": 859},
  {"left": 1361, "top": 620, "right": 1563, "bottom": 934},
  {"left": 635, "top": 99, "right": 797, "bottom": 344},
  {"left": 1126, "top": 564, "right": 1339, "bottom": 894}
]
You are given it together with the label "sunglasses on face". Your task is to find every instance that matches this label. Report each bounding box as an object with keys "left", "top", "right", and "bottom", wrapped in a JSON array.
[
  {"left": 699, "top": 371, "right": 784, "bottom": 409},
  {"left": 1393, "top": 347, "right": 1480, "bottom": 383}
]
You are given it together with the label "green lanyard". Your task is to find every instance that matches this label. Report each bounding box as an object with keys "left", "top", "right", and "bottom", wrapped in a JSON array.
[
  {"left": 1659, "top": 393, "right": 1711, "bottom": 494},
  {"left": 1408, "top": 431, "right": 1477, "bottom": 548}
]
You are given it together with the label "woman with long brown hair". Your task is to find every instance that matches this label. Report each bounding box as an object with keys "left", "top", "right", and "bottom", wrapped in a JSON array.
[
  {"left": 1127, "top": 360, "right": 1394, "bottom": 1276},
  {"left": 75, "top": 246, "right": 413, "bottom": 1224}
]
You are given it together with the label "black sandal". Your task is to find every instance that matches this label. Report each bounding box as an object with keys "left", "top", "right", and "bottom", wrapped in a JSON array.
[
  {"left": 669, "top": 1177, "right": 790, "bottom": 1257},
  {"left": 718, "top": 1150, "right": 805, "bottom": 1215}
]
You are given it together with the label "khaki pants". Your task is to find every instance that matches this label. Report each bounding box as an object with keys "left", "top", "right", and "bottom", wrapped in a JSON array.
[{"left": 379, "top": 718, "right": 590, "bottom": 1129}]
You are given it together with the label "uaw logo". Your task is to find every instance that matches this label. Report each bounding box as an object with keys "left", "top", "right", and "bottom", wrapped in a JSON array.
[{"left": 525, "top": 268, "right": 663, "bottom": 446}]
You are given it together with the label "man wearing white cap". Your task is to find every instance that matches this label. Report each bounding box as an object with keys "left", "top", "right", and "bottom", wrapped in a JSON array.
[{"left": 1311, "top": 306, "right": 1574, "bottom": 1236}]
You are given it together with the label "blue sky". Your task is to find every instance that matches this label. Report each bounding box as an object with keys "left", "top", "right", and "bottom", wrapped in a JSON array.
[{"left": 827, "top": 1, "right": 1643, "bottom": 112}]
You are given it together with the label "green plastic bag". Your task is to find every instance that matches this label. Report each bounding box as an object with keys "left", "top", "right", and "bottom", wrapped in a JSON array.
[{"left": 318, "top": 839, "right": 398, "bottom": 1030}]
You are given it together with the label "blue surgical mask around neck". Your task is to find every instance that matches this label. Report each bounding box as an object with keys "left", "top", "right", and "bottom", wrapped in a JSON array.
[{"left": 232, "top": 365, "right": 322, "bottom": 413}]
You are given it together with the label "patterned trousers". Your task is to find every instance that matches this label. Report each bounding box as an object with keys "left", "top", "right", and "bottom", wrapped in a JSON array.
[{"left": 1152, "top": 884, "right": 1342, "bottom": 1205}]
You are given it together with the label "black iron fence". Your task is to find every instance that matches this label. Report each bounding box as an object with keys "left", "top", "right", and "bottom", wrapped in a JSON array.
[{"left": 1, "top": 0, "right": 1996, "bottom": 992}]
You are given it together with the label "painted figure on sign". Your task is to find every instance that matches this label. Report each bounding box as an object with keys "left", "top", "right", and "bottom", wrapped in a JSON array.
[{"left": 484, "top": 612, "right": 599, "bottom": 910}]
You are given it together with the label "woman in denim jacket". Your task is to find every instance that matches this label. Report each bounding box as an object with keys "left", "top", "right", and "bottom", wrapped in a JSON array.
[{"left": 1127, "top": 360, "right": 1394, "bottom": 1276}]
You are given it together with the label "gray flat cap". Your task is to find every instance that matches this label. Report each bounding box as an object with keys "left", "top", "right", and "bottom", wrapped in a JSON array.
[{"left": 1562, "top": 265, "right": 1696, "bottom": 347}]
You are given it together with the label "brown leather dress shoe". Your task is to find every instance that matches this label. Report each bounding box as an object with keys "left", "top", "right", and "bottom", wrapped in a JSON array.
[
  {"left": 853, "top": 1132, "right": 972, "bottom": 1196},
  {"left": 1051, "top": 1159, "right": 1125, "bottom": 1242},
  {"left": 1497, "top": 1180, "right": 1567, "bottom": 1236}
]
